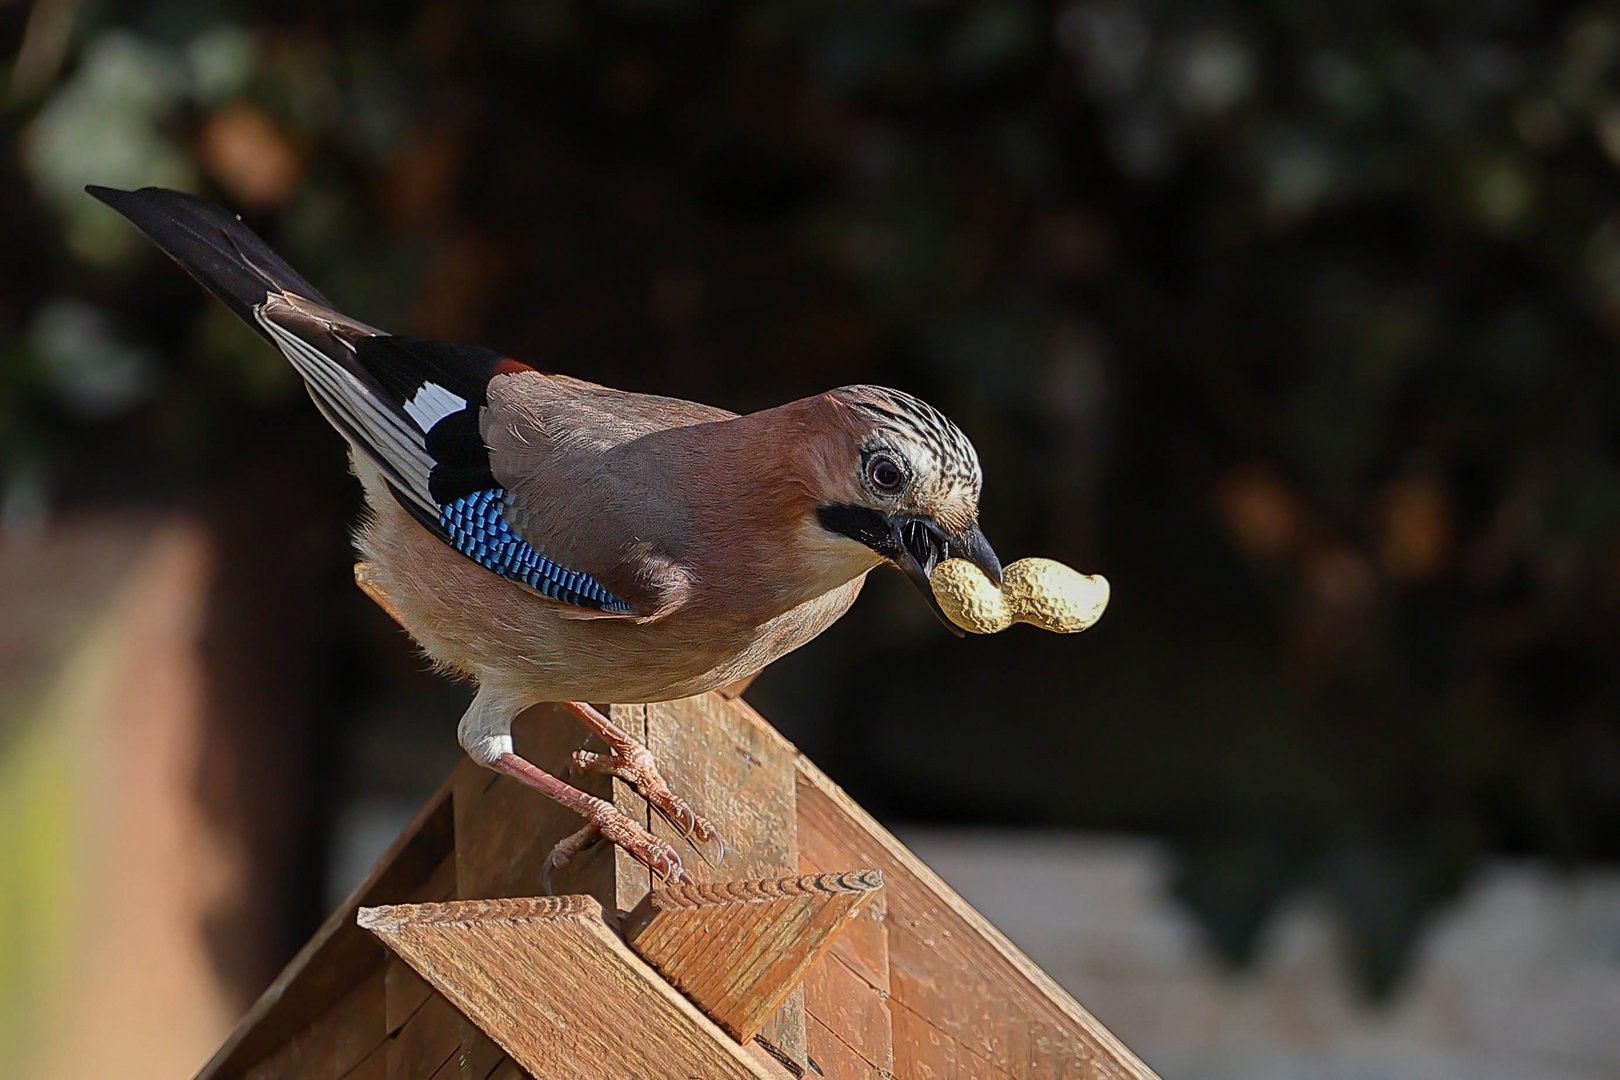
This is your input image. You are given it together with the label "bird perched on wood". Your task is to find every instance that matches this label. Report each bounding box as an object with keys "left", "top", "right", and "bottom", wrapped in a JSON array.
[{"left": 89, "top": 185, "right": 1002, "bottom": 887}]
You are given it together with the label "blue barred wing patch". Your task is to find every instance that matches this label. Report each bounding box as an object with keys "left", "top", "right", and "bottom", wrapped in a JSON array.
[{"left": 439, "top": 489, "right": 633, "bottom": 613}]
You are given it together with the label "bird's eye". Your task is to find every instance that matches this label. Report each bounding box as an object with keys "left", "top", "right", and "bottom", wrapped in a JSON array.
[{"left": 868, "top": 455, "right": 905, "bottom": 494}]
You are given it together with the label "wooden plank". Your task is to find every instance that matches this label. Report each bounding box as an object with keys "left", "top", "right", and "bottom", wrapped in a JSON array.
[
  {"left": 242, "top": 966, "right": 386, "bottom": 1080},
  {"left": 606, "top": 703, "right": 653, "bottom": 914},
  {"left": 888, "top": 974, "right": 1018, "bottom": 1080},
  {"left": 425, "top": 1040, "right": 518, "bottom": 1080},
  {"left": 823, "top": 896, "right": 890, "bottom": 997},
  {"left": 200, "top": 783, "right": 456, "bottom": 1079},
  {"left": 803, "top": 951, "right": 893, "bottom": 1079},
  {"left": 452, "top": 708, "right": 603, "bottom": 906},
  {"left": 889, "top": 994, "right": 1011, "bottom": 1080},
  {"left": 806, "top": 1009, "right": 889, "bottom": 1080},
  {"left": 453, "top": 1021, "right": 511, "bottom": 1080},
  {"left": 386, "top": 956, "right": 436, "bottom": 1036},
  {"left": 798, "top": 835, "right": 894, "bottom": 1077},
  {"left": 206, "top": 564, "right": 1153, "bottom": 1080},
  {"left": 331, "top": 968, "right": 391, "bottom": 1079},
  {"left": 417, "top": 849, "right": 459, "bottom": 903},
  {"left": 623, "top": 871, "right": 881, "bottom": 1042},
  {"left": 359, "top": 896, "right": 774, "bottom": 1080},
  {"left": 798, "top": 824, "right": 891, "bottom": 994},
  {"left": 793, "top": 755, "right": 1156, "bottom": 1079},
  {"left": 347, "top": 1039, "right": 390, "bottom": 1080},
  {"left": 387, "top": 990, "right": 465, "bottom": 1079},
  {"left": 638, "top": 694, "right": 807, "bottom": 1069},
  {"left": 426, "top": 1046, "right": 470, "bottom": 1080},
  {"left": 634, "top": 695, "right": 802, "bottom": 903},
  {"left": 745, "top": 1039, "right": 805, "bottom": 1079},
  {"left": 348, "top": 573, "right": 790, "bottom": 1075}
]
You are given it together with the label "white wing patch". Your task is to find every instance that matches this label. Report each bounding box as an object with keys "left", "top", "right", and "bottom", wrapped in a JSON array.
[
  {"left": 403, "top": 382, "right": 468, "bottom": 433},
  {"left": 253, "top": 304, "right": 437, "bottom": 514}
]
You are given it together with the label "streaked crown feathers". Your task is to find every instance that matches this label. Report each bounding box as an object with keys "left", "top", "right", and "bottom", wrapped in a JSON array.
[{"left": 830, "top": 384, "right": 983, "bottom": 520}]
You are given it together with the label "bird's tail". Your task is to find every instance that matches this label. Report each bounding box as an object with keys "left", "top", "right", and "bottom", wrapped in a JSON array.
[
  {"left": 85, "top": 185, "right": 334, "bottom": 339},
  {"left": 89, "top": 184, "right": 511, "bottom": 538}
]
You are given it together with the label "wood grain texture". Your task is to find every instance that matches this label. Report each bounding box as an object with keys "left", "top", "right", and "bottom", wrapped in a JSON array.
[
  {"left": 639, "top": 696, "right": 800, "bottom": 900},
  {"left": 347, "top": 1040, "right": 390, "bottom": 1080},
  {"left": 452, "top": 1019, "right": 512, "bottom": 1080},
  {"left": 606, "top": 702, "right": 654, "bottom": 914},
  {"left": 639, "top": 694, "right": 808, "bottom": 1069},
  {"left": 450, "top": 701, "right": 652, "bottom": 912},
  {"left": 386, "top": 988, "right": 464, "bottom": 1079},
  {"left": 799, "top": 831, "right": 894, "bottom": 1078},
  {"left": 623, "top": 871, "right": 881, "bottom": 1042},
  {"left": 794, "top": 756, "right": 1158, "bottom": 1080},
  {"left": 359, "top": 896, "right": 774, "bottom": 1080},
  {"left": 385, "top": 956, "right": 435, "bottom": 1036},
  {"left": 200, "top": 780, "right": 457, "bottom": 1079},
  {"left": 889, "top": 995, "right": 1013, "bottom": 1080},
  {"left": 241, "top": 967, "right": 386, "bottom": 1080},
  {"left": 426, "top": 1046, "right": 472, "bottom": 1080},
  {"left": 804, "top": 953, "right": 893, "bottom": 1079},
  {"left": 384, "top": 955, "right": 501, "bottom": 1080}
]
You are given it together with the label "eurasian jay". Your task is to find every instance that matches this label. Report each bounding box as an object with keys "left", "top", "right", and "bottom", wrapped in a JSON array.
[{"left": 89, "top": 185, "right": 1003, "bottom": 886}]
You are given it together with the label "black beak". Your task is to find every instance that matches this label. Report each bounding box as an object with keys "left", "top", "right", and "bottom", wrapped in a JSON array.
[{"left": 891, "top": 518, "right": 1003, "bottom": 636}]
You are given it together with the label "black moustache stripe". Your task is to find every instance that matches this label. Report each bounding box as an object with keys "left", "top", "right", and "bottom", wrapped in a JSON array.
[{"left": 815, "top": 503, "right": 898, "bottom": 557}]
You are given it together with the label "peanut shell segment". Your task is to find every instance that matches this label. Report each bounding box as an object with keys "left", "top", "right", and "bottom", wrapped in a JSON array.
[{"left": 929, "top": 557, "right": 1110, "bottom": 635}]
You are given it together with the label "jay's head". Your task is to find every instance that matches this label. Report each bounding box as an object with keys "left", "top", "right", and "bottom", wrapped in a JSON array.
[{"left": 811, "top": 385, "right": 1002, "bottom": 635}]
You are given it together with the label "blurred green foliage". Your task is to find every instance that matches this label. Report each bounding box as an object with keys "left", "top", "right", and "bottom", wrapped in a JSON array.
[{"left": 4, "top": 0, "right": 1618, "bottom": 997}]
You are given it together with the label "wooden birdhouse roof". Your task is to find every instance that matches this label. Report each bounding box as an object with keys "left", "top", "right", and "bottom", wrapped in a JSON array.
[{"left": 194, "top": 573, "right": 1158, "bottom": 1079}]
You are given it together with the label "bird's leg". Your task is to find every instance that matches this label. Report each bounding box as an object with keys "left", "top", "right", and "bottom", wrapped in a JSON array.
[
  {"left": 456, "top": 688, "right": 704, "bottom": 890},
  {"left": 487, "top": 751, "right": 693, "bottom": 893},
  {"left": 562, "top": 701, "right": 728, "bottom": 865}
]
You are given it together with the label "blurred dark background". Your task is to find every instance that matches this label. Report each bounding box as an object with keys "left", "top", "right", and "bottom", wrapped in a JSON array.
[{"left": 3, "top": 1, "right": 1619, "bottom": 1075}]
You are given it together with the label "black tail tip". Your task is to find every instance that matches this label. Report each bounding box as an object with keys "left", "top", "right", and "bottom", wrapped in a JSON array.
[
  {"left": 85, "top": 185, "right": 166, "bottom": 218},
  {"left": 85, "top": 183, "right": 172, "bottom": 209}
]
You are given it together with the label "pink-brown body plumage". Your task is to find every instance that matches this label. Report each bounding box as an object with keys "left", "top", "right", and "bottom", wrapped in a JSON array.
[
  {"left": 352, "top": 389, "right": 878, "bottom": 706},
  {"left": 90, "top": 184, "right": 1003, "bottom": 884}
]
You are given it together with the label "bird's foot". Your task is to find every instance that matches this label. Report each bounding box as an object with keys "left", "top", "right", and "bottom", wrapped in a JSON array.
[
  {"left": 572, "top": 743, "right": 728, "bottom": 866},
  {"left": 540, "top": 822, "right": 602, "bottom": 893},
  {"left": 539, "top": 803, "right": 693, "bottom": 894},
  {"left": 488, "top": 749, "right": 695, "bottom": 894}
]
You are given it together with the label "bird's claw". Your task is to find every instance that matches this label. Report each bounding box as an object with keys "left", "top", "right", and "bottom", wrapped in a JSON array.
[
  {"left": 570, "top": 745, "right": 728, "bottom": 867},
  {"left": 684, "top": 819, "right": 726, "bottom": 868},
  {"left": 650, "top": 847, "right": 695, "bottom": 886},
  {"left": 619, "top": 825, "right": 693, "bottom": 887},
  {"left": 540, "top": 800, "right": 694, "bottom": 893},
  {"left": 650, "top": 790, "right": 726, "bottom": 868}
]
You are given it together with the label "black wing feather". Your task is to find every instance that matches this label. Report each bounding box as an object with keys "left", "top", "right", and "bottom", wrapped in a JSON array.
[
  {"left": 87, "top": 186, "right": 608, "bottom": 600},
  {"left": 353, "top": 336, "right": 502, "bottom": 405}
]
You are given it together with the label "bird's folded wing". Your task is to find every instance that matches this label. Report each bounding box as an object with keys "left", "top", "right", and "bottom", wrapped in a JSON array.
[
  {"left": 481, "top": 371, "right": 739, "bottom": 623},
  {"left": 255, "top": 300, "right": 664, "bottom": 617}
]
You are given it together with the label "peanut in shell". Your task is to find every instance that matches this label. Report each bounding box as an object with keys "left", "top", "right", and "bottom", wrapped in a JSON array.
[{"left": 929, "top": 557, "right": 1110, "bottom": 635}]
